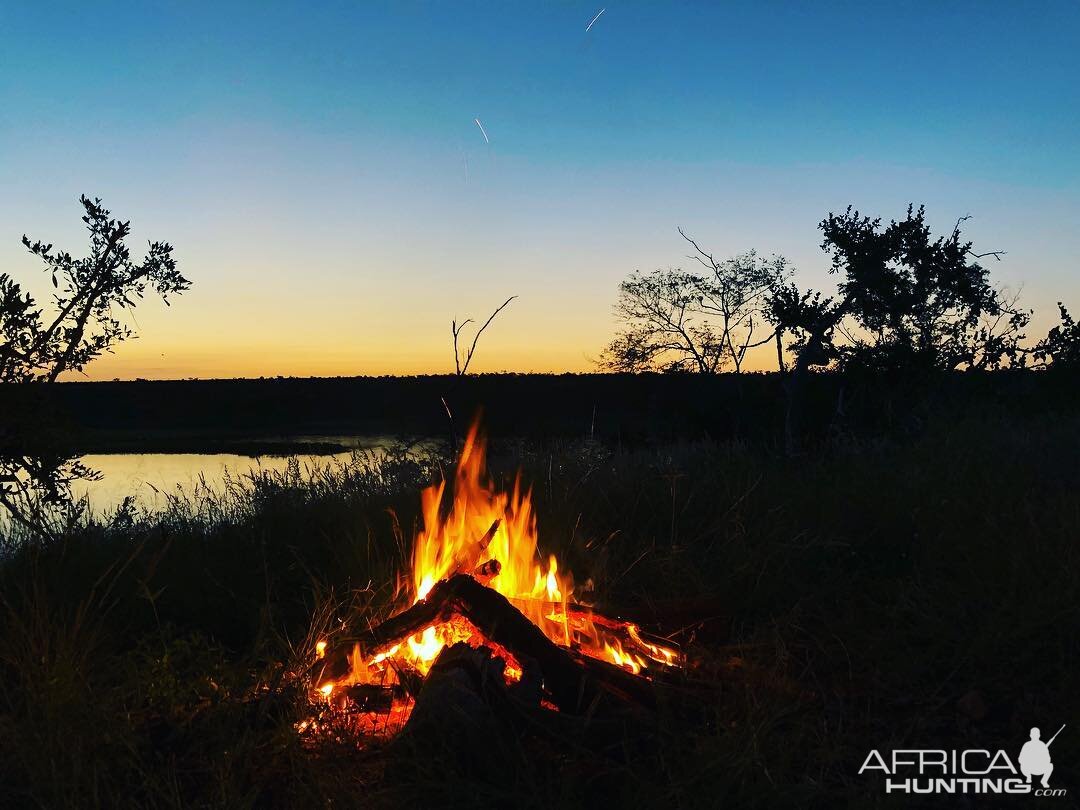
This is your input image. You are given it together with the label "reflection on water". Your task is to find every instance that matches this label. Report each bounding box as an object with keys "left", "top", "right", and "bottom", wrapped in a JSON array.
[{"left": 72, "top": 436, "right": 404, "bottom": 515}]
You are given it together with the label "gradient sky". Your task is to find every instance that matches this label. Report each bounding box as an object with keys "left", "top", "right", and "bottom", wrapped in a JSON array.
[{"left": 2, "top": 1, "right": 1078, "bottom": 379}]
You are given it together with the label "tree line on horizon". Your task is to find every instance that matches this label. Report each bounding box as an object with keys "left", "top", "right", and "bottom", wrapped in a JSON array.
[{"left": 2, "top": 196, "right": 1080, "bottom": 535}]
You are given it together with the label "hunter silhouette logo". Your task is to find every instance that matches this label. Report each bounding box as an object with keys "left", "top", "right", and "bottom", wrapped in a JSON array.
[{"left": 1019, "top": 725, "right": 1065, "bottom": 789}]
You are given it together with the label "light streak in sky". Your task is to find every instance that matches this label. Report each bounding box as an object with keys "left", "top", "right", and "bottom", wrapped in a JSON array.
[
  {"left": 474, "top": 118, "right": 490, "bottom": 144},
  {"left": 585, "top": 8, "right": 605, "bottom": 32}
]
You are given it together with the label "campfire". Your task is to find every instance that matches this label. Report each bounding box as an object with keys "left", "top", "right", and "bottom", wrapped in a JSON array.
[{"left": 304, "top": 424, "right": 683, "bottom": 739}]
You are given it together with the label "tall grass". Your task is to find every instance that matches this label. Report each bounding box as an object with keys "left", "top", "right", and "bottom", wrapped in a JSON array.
[{"left": 1, "top": 417, "right": 1077, "bottom": 808}]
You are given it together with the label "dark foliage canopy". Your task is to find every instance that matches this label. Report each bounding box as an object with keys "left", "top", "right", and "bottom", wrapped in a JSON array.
[
  {"left": 1036, "top": 303, "right": 1080, "bottom": 368},
  {"left": 1, "top": 196, "right": 188, "bottom": 383},
  {"left": 769, "top": 205, "right": 1030, "bottom": 373}
]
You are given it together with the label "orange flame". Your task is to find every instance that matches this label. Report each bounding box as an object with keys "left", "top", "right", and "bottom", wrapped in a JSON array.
[
  {"left": 317, "top": 422, "right": 680, "bottom": 699},
  {"left": 400, "top": 425, "right": 576, "bottom": 666}
]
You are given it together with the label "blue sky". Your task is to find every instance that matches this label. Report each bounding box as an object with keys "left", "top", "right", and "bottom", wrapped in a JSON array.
[{"left": 1, "top": 1, "right": 1078, "bottom": 376}]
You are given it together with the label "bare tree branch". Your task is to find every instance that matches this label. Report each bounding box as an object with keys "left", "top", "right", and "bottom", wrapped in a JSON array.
[
  {"left": 452, "top": 296, "right": 517, "bottom": 376},
  {"left": 952, "top": 214, "right": 972, "bottom": 238},
  {"left": 952, "top": 213, "right": 1005, "bottom": 260}
]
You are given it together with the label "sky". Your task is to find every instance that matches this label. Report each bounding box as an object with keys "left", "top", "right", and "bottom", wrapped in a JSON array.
[{"left": 1, "top": 1, "right": 1078, "bottom": 379}]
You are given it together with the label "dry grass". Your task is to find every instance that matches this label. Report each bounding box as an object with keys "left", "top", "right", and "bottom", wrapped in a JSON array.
[{"left": 1, "top": 415, "right": 1078, "bottom": 808}]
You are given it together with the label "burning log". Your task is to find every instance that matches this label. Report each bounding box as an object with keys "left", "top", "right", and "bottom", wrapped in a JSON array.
[
  {"left": 513, "top": 601, "right": 685, "bottom": 670},
  {"left": 471, "top": 558, "right": 501, "bottom": 585},
  {"left": 314, "top": 574, "right": 660, "bottom": 714},
  {"left": 447, "top": 518, "right": 501, "bottom": 579},
  {"left": 390, "top": 643, "right": 510, "bottom": 770},
  {"left": 391, "top": 642, "right": 660, "bottom": 777},
  {"left": 475, "top": 517, "right": 500, "bottom": 552}
]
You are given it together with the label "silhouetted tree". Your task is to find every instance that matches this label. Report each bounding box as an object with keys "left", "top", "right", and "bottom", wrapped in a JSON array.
[
  {"left": 1035, "top": 303, "right": 1080, "bottom": 368},
  {"left": 772, "top": 206, "right": 1029, "bottom": 374},
  {"left": 0, "top": 195, "right": 189, "bottom": 536},
  {"left": 602, "top": 230, "right": 790, "bottom": 373},
  {"left": 601, "top": 269, "right": 722, "bottom": 373},
  {"left": 769, "top": 205, "right": 1029, "bottom": 451}
]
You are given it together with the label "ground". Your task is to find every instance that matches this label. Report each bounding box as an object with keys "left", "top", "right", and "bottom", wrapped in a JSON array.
[{"left": 0, "top": 389, "right": 1077, "bottom": 808}]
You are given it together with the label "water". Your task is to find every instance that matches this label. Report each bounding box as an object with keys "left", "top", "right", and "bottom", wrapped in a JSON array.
[{"left": 70, "top": 436, "right": 405, "bottom": 515}]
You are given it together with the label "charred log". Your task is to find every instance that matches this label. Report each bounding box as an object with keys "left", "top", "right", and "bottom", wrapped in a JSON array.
[{"left": 387, "top": 643, "right": 517, "bottom": 785}]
